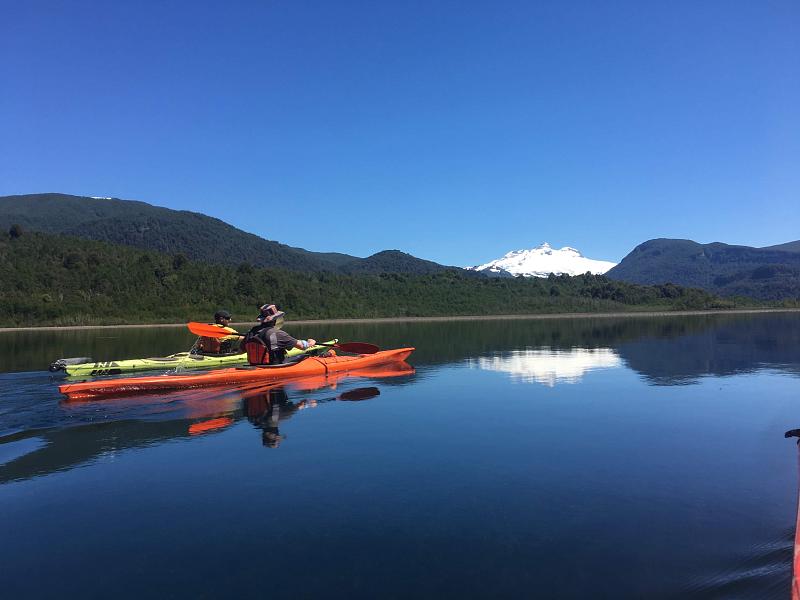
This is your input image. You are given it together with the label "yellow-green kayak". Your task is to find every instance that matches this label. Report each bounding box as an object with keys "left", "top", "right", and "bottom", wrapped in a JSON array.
[{"left": 50, "top": 340, "right": 337, "bottom": 377}]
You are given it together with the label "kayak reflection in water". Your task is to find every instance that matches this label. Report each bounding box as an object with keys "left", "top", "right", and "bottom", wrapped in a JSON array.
[
  {"left": 3, "top": 366, "right": 412, "bottom": 483},
  {"left": 192, "top": 310, "right": 240, "bottom": 355},
  {"left": 244, "top": 386, "right": 381, "bottom": 448}
]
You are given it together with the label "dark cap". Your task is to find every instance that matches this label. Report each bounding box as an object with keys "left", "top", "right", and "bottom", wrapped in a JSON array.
[{"left": 214, "top": 310, "right": 232, "bottom": 321}]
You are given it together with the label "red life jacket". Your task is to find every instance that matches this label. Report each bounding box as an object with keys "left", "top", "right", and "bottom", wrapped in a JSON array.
[
  {"left": 241, "top": 327, "right": 284, "bottom": 365},
  {"left": 244, "top": 336, "right": 270, "bottom": 365}
]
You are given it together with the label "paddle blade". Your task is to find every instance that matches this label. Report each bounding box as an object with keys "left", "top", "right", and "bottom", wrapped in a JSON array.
[
  {"left": 187, "top": 322, "right": 236, "bottom": 338},
  {"left": 338, "top": 387, "right": 380, "bottom": 402},
  {"left": 334, "top": 342, "right": 380, "bottom": 355},
  {"left": 188, "top": 417, "right": 234, "bottom": 435}
]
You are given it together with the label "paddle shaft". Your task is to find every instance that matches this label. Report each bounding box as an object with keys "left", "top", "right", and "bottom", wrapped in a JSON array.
[{"left": 186, "top": 322, "right": 379, "bottom": 354}]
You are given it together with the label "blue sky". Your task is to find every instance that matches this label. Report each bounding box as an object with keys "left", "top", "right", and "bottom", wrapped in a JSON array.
[{"left": 1, "top": 0, "right": 798, "bottom": 266}]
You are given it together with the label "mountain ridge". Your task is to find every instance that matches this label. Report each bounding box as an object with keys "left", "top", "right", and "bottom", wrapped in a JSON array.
[
  {"left": 606, "top": 238, "right": 800, "bottom": 300},
  {"left": 0, "top": 193, "right": 458, "bottom": 275}
]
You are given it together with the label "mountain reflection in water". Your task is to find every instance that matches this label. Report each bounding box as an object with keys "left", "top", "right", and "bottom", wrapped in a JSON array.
[
  {"left": 471, "top": 347, "right": 622, "bottom": 386},
  {"left": 615, "top": 315, "right": 800, "bottom": 385}
]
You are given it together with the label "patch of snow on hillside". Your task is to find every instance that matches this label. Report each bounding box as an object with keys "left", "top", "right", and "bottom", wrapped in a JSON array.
[{"left": 468, "top": 243, "right": 617, "bottom": 277}]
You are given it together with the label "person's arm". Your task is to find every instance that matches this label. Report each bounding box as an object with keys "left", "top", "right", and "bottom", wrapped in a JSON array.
[
  {"left": 294, "top": 338, "right": 317, "bottom": 350},
  {"left": 274, "top": 330, "right": 316, "bottom": 351},
  {"left": 218, "top": 325, "right": 240, "bottom": 342}
]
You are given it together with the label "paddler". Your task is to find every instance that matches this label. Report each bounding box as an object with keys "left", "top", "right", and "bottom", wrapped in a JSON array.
[
  {"left": 241, "top": 303, "right": 317, "bottom": 365},
  {"left": 192, "top": 310, "right": 240, "bottom": 355}
]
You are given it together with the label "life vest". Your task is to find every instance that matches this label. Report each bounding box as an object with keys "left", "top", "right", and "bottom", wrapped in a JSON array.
[
  {"left": 241, "top": 326, "right": 285, "bottom": 365},
  {"left": 196, "top": 324, "right": 238, "bottom": 355},
  {"left": 196, "top": 336, "right": 222, "bottom": 354},
  {"left": 243, "top": 335, "right": 269, "bottom": 365}
]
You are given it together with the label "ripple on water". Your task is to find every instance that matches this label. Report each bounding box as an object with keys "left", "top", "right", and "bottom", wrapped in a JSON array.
[{"left": 681, "top": 534, "right": 793, "bottom": 599}]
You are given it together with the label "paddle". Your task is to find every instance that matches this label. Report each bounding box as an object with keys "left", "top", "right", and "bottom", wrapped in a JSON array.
[
  {"left": 186, "top": 321, "right": 246, "bottom": 338},
  {"left": 301, "top": 387, "right": 381, "bottom": 405},
  {"left": 338, "top": 386, "right": 380, "bottom": 401},
  {"left": 186, "top": 322, "right": 380, "bottom": 355}
]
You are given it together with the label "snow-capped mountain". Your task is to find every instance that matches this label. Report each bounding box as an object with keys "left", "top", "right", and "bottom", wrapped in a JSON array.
[{"left": 468, "top": 243, "right": 617, "bottom": 277}]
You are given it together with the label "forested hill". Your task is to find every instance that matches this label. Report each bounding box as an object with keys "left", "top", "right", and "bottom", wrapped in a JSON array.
[
  {"left": 0, "top": 231, "right": 757, "bottom": 327},
  {"left": 764, "top": 240, "right": 800, "bottom": 253},
  {"left": 339, "top": 250, "right": 450, "bottom": 275},
  {"left": 0, "top": 193, "right": 454, "bottom": 275},
  {"left": 0, "top": 193, "right": 342, "bottom": 271},
  {"left": 606, "top": 238, "right": 800, "bottom": 300}
]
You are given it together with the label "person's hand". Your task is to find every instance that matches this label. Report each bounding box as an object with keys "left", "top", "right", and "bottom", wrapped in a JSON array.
[{"left": 307, "top": 338, "right": 317, "bottom": 347}]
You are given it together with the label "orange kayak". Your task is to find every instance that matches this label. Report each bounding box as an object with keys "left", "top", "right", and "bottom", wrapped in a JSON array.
[{"left": 60, "top": 348, "right": 415, "bottom": 400}]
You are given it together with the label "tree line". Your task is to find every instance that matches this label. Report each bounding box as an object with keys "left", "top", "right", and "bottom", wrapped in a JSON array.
[{"left": 1, "top": 230, "right": 783, "bottom": 327}]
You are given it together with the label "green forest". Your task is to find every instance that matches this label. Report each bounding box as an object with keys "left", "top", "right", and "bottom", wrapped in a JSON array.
[{"left": 1, "top": 230, "right": 784, "bottom": 327}]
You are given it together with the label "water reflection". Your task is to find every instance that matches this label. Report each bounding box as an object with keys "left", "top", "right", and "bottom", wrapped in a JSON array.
[
  {"left": 244, "top": 386, "right": 381, "bottom": 448},
  {"left": 453, "top": 315, "right": 800, "bottom": 386},
  {"left": 5, "top": 314, "right": 800, "bottom": 388},
  {"left": 0, "top": 362, "right": 414, "bottom": 483},
  {"left": 2, "top": 315, "right": 800, "bottom": 598},
  {"left": 616, "top": 315, "right": 800, "bottom": 385},
  {"left": 471, "top": 347, "right": 622, "bottom": 386}
]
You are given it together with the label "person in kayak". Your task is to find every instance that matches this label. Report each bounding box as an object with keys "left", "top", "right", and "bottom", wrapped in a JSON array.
[
  {"left": 193, "top": 310, "right": 240, "bottom": 355},
  {"left": 241, "top": 304, "right": 317, "bottom": 365}
]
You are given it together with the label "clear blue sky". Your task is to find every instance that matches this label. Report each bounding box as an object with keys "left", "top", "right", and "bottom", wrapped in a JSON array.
[{"left": 1, "top": 0, "right": 798, "bottom": 265}]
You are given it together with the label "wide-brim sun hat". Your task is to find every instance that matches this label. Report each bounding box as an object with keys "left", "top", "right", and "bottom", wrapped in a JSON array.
[{"left": 257, "top": 303, "right": 285, "bottom": 323}]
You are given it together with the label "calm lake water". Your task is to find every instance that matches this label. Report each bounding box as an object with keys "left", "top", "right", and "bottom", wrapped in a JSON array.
[{"left": 1, "top": 313, "right": 799, "bottom": 598}]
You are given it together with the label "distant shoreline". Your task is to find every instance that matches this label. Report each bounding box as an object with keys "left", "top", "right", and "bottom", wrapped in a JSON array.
[{"left": 1, "top": 308, "right": 798, "bottom": 333}]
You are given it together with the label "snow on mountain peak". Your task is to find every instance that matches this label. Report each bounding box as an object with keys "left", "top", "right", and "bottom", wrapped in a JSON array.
[{"left": 468, "top": 243, "right": 617, "bottom": 278}]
